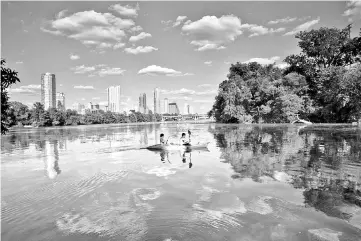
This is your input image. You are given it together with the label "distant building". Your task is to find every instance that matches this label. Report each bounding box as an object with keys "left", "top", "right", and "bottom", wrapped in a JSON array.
[
  {"left": 183, "top": 103, "right": 189, "bottom": 115},
  {"left": 154, "top": 87, "right": 160, "bottom": 114},
  {"left": 72, "top": 102, "right": 85, "bottom": 113},
  {"left": 41, "top": 73, "right": 56, "bottom": 110},
  {"left": 107, "top": 86, "right": 122, "bottom": 113},
  {"left": 56, "top": 92, "right": 65, "bottom": 111},
  {"left": 169, "top": 102, "right": 180, "bottom": 115},
  {"left": 85, "top": 102, "right": 100, "bottom": 114},
  {"left": 139, "top": 93, "right": 147, "bottom": 114},
  {"left": 163, "top": 98, "right": 169, "bottom": 114},
  {"left": 189, "top": 105, "right": 194, "bottom": 114}
]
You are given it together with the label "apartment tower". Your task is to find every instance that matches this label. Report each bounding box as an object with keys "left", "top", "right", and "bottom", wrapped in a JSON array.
[
  {"left": 41, "top": 73, "right": 56, "bottom": 110},
  {"left": 154, "top": 87, "right": 160, "bottom": 114},
  {"left": 163, "top": 98, "right": 169, "bottom": 114},
  {"left": 107, "top": 86, "right": 122, "bottom": 113},
  {"left": 139, "top": 93, "right": 147, "bottom": 114}
]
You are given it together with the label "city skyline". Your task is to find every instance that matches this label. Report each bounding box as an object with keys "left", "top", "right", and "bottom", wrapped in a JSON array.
[{"left": 3, "top": 1, "right": 360, "bottom": 114}]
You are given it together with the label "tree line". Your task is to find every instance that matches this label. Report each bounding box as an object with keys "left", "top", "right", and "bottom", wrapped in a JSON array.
[
  {"left": 5, "top": 101, "right": 163, "bottom": 128},
  {"left": 209, "top": 25, "right": 361, "bottom": 123}
]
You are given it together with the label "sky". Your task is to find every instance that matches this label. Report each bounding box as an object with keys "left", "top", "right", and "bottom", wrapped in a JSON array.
[{"left": 2, "top": 1, "right": 361, "bottom": 114}]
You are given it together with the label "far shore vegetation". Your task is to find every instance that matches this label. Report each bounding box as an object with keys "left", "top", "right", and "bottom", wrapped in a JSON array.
[{"left": 1, "top": 25, "right": 361, "bottom": 135}]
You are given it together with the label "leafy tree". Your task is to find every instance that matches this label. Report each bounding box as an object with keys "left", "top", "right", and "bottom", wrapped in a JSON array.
[
  {"left": 1, "top": 59, "right": 20, "bottom": 134},
  {"left": 32, "top": 102, "right": 45, "bottom": 124},
  {"left": 39, "top": 111, "right": 52, "bottom": 127}
]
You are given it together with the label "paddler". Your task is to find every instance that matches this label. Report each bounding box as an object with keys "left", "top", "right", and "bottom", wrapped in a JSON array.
[
  {"left": 160, "top": 133, "right": 166, "bottom": 145},
  {"left": 179, "top": 133, "right": 191, "bottom": 146}
]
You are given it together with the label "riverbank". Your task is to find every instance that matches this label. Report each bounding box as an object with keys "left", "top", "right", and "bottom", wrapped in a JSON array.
[{"left": 8, "top": 119, "right": 216, "bottom": 131}]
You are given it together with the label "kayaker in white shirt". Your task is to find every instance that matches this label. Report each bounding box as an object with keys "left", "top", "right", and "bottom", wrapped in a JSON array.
[{"left": 179, "top": 133, "right": 191, "bottom": 146}]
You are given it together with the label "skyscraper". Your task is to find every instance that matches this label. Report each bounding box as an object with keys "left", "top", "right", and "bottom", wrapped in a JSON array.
[
  {"left": 163, "top": 98, "right": 169, "bottom": 114},
  {"left": 183, "top": 103, "right": 189, "bottom": 115},
  {"left": 41, "top": 73, "right": 56, "bottom": 110},
  {"left": 56, "top": 92, "right": 65, "bottom": 111},
  {"left": 169, "top": 102, "right": 180, "bottom": 115},
  {"left": 154, "top": 87, "right": 160, "bottom": 114},
  {"left": 139, "top": 93, "right": 147, "bottom": 113},
  {"left": 189, "top": 105, "right": 194, "bottom": 114},
  {"left": 107, "top": 86, "right": 122, "bottom": 113}
]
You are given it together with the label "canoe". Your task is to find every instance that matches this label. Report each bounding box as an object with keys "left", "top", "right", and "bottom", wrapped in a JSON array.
[{"left": 146, "top": 142, "right": 210, "bottom": 151}]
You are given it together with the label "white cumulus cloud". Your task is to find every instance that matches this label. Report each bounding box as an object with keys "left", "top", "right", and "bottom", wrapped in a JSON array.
[
  {"left": 173, "top": 16, "right": 187, "bottom": 27},
  {"left": 20, "top": 85, "right": 41, "bottom": 89},
  {"left": 243, "top": 56, "right": 280, "bottom": 65},
  {"left": 70, "top": 54, "right": 79, "bottom": 60},
  {"left": 138, "top": 65, "right": 192, "bottom": 77},
  {"left": 109, "top": 3, "right": 139, "bottom": 18},
  {"left": 124, "top": 46, "right": 158, "bottom": 54},
  {"left": 197, "top": 84, "right": 212, "bottom": 88},
  {"left": 241, "top": 23, "right": 285, "bottom": 37},
  {"left": 71, "top": 65, "right": 96, "bottom": 74},
  {"left": 181, "top": 15, "right": 243, "bottom": 51},
  {"left": 276, "top": 63, "right": 289, "bottom": 69},
  {"left": 129, "top": 32, "right": 152, "bottom": 42},
  {"left": 74, "top": 85, "right": 95, "bottom": 89},
  {"left": 160, "top": 88, "right": 217, "bottom": 96},
  {"left": 41, "top": 10, "right": 135, "bottom": 50},
  {"left": 268, "top": 17, "right": 297, "bottom": 25},
  {"left": 284, "top": 17, "right": 320, "bottom": 36},
  {"left": 343, "top": 0, "right": 361, "bottom": 22},
  {"left": 113, "top": 42, "right": 126, "bottom": 49},
  {"left": 98, "top": 67, "right": 125, "bottom": 76}
]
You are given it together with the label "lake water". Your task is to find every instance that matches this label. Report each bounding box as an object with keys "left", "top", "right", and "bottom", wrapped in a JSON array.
[{"left": 1, "top": 123, "right": 361, "bottom": 241}]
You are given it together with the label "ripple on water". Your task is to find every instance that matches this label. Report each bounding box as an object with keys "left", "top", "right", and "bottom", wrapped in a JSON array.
[
  {"left": 132, "top": 188, "right": 161, "bottom": 201},
  {"left": 56, "top": 187, "right": 162, "bottom": 240},
  {"left": 245, "top": 196, "right": 273, "bottom": 215},
  {"left": 1, "top": 170, "right": 129, "bottom": 225}
]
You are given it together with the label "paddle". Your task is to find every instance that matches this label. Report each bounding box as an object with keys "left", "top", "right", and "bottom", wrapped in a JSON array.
[{"left": 188, "top": 130, "right": 191, "bottom": 145}]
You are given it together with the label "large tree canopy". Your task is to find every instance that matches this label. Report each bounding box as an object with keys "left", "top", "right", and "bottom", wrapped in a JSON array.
[{"left": 210, "top": 25, "right": 361, "bottom": 124}]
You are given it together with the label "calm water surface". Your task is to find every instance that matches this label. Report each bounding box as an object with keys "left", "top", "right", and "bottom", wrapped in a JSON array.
[{"left": 1, "top": 123, "right": 361, "bottom": 241}]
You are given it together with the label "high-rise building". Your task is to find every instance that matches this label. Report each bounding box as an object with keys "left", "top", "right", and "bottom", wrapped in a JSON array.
[
  {"left": 56, "top": 92, "right": 65, "bottom": 111},
  {"left": 107, "top": 86, "right": 122, "bottom": 113},
  {"left": 169, "top": 102, "right": 180, "bottom": 115},
  {"left": 163, "top": 98, "right": 169, "bottom": 114},
  {"left": 154, "top": 87, "right": 160, "bottom": 114},
  {"left": 41, "top": 73, "right": 56, "bottom": 110},
  {"left": 139, "top": 93, "right": 147, "bottom": 114},
  {"left": 183, "top": 103, "right": 189, "bottom": 115},
  {"left": 189, "top": 105, "right": 194, "bottom": 114}
]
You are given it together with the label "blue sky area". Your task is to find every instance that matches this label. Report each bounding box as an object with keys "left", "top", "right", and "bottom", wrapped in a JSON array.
[{"left": 2, "top": 1, "right": 361, "bottom": 113}]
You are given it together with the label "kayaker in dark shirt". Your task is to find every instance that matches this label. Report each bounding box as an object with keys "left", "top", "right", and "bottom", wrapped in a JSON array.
[{"left": 160, "top": 133, "right": 166, "bottom": 145}]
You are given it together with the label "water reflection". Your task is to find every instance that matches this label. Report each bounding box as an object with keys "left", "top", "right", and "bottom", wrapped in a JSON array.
[
  {"left": 2, "top": 124, "right": 361, "bottom": 240},
  {"left": 151, "top": 149, "right": 204, "bottom": 168},
  {"left": 210, "top": 125, "right": 361, "bottom": 226},
  {"left": 43, "top": 140, "right": 61, "bottom": 179}
]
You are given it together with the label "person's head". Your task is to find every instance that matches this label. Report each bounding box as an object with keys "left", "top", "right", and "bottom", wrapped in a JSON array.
[
  {"left": 182, "top": 133, "right": 186, "bottom": 137},
  {"left": 160, "top": 133, "right": 164, "bottom": 137}
]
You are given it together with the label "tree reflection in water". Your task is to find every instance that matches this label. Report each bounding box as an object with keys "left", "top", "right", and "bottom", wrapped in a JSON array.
[{"left": 209, "top": 125, "right": 361, "bottom": 223}]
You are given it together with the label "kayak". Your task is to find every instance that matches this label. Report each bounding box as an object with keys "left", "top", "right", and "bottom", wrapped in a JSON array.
[{"left": 146, "top": 142, "right": 210, "bottom": 151}]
